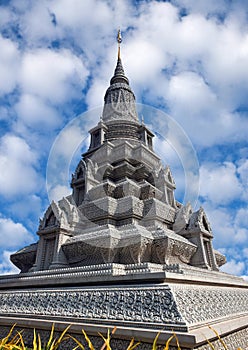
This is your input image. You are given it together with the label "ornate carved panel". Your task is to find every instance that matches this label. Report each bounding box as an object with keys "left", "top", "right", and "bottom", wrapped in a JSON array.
[
  {"left": 0, "top": 286, "right": 185, "bottom": 330},
  {"left": 171, "top": 284, "right": 248, "bottom": 325}
]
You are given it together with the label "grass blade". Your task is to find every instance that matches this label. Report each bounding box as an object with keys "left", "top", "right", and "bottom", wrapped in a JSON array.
[
  {"left": 82, "top": 330, "right": 94, "bottom": 350},
  {"left": 38, "top": 333, "right": 42, "bottom": 350},
  {"left": 126, "top": 338, "right": 140, "bottom": 350},
  {"left": 17, "top": 331, "right": 25, "bottom": 350},
  {"left": 68, "top": 334, "right": 85, "bottom": 350},
  {"left": 1, "top": 324, "right": 16, "bottom": 345},
  {"left": 33, "top": 329, "right": 37, "bottom": 350},
  {"left": 8, "top": 330, "right": 22, "bottom": 346},
  {"left": 173, "top": 332, "right": 181, "bottom": 350},
  {"left": 99, "top": 327, "right": 117, "bottom": 350},
  {"left": 152, "top": 332, "right": 161, "bottom": 350},
  {"left": 46, "top": 323, "right": 55, "bottom": 350},
  {"left": 99, "top": 329, "right": 111, "bottom": 350},
  {"left": 205, "top": 337, "right": 215, "bottom": 350},
  {"left": 208, "top": 326, "right": 228, "bottom": 350},
  {"left": 53, "top": 324, "right": 71, "bottom": 349},
  {"left": 163, "top": 334, "right": 175, "bottom": 350}
]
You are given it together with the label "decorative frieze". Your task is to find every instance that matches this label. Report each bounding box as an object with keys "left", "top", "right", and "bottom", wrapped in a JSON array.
[
  {"left": 0, "top": 286, "right": 185, "bottom": 330},
  {"left": 171, "top": 284, "right": 248, "bottom": 325}
]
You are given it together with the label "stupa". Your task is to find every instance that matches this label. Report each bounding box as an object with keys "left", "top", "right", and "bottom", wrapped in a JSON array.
[{"left": 0, "top": 31, "right": 248, "bottom": 349}]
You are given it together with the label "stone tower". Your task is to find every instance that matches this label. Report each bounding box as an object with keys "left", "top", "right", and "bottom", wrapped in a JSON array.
[
  {"left": 11, "top": 32, "right": 224, "bottom": 275},
  {"left": 1, "top": 32, "right": 248, "bottom": 349}
]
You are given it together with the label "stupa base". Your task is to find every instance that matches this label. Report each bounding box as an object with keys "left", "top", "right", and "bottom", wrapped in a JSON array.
[{"left": 0, "top": 264, "right": 247, "bottom": 349}]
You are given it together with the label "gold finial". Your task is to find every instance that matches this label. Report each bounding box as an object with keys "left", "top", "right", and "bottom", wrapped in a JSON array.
[{"left": 117, "top": 29, "right": 122, "bottom": 59}]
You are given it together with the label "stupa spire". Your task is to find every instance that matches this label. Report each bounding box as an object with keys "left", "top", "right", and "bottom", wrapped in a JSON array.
[
  {"left": 117, "top": 28, "right": 122, "bottom": 60},
  {"left": 100, "top": 30, "right": 139, "bottom": 125},
  {"left": 110, "top": 29, "right": 129, "bottom": 85}
]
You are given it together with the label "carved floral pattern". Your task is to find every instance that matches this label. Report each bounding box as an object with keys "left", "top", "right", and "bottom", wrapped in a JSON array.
[
  {"left": 171, "top": 284, "right": 248, "bottom": 324},
  {"left": 0, "top": 286, "right": 184, "bottom": 328},
  {"left": 172, "top": 241, "right": 197, "bottom": 264},
  {"left": 151, "top": 236, "right": 196, "bottom": 265},
  {"left": 103, "top": 85, "right": 138, "bottom": 122}
]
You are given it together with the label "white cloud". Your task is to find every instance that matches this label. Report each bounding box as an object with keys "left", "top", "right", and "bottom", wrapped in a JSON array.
[
  {"left": 152, "top": 119, "right": 200, "bottom": 207},
  {"left": 48, "top": 0, "right": 130, "bottom": 74},
  {"left": 49, "top": 185, "right": 71, "bottom": 202},
  {"left": 52, "top": 0, "right": 111, "bottom": 24},
  {"left": 0, "top": 134, "right": 40, "bottom": 197},
  {"left": 19, "top": 1, "right": 59, "bottom": 43},
  {"left": 10, "top": 194, "right": 43, "bottom": 221},
  {"left": 0, "top": 35, "right": 19, "bottom": 95},
  {"left": 204, "top": 206, "right": 234, "bottom": 246},
  {"left": 221, "top": 259, "right": 245, "bottom": 276},
  {"left": 166, "top": 77, "right": 248, "bottom": 147},
  {"left": 0, "top": 250, "right": 20, "bottom": 275},
  {"left": 0, "top": 106, "right": 9, "bottom": 121},
  {"left": 238, "top": 159, "right": 248, "bottom": 183},
  {"left": 166, "top": 71, "right": 220, "bottom": 146},
  {"left": 173, "top": 14, "right": 218, "bottom": 59},
  {"left": 235, "top": 207, "right": 248, "bottom": 228},
  {"left": 15, "top": 94, "right": 61, "bottom": 129},
  {"left": 200, "top": 162, "right": 242, "bottom": 205},
  {"left": 238, "top": 159, "right": 248, "bottom": 200},
  {"left": 172, "top": 0, "right": 230, "bottom": 16},
  {"left": 119, "top": 4, "right": 248, "bottom": 147},
  {"left": 0, "top": 217, "right": 33, "bottom": 249},
  {"left": 85, "top": 80, "right": 107, "bottom": 110},
  {"left": 0, "top": 5, "right": 12, "bottom": 27},
  {"left": 201, "top": 203, "right": 248, "bottom": 249},
  {"left": 125, "top": 39, "right": 165, "bottom": 85},
  {"left": 20, "top": 48, "right": 88, "bottom": 104},
  {"left": 204, "top": 23, "right": 248, "bottom": 97},
  {"left": 50, "top": 123, "right": 89, "bottom": 160},
  {"left": 46, "top": 119, "right": 90, "bottom": 202},
  {"left": 233, "top": 228, "right": 248, "bottom": 244},
  {"left": 168, "top": 71, "right": 217, "bottom": 116}
]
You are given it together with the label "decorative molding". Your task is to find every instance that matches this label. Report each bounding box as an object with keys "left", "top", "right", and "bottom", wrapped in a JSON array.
[
  {"left": 187, "top": 207, "right": 213, "bottom": 235},
  {"left": 171, "top": 284, "right": 248, "bottom": 325},
  {"left": 196, "top": 327, "right": 248, "bottom": 350},
  {"left": 214, "top": 249, "right": 226, "bottom": 267},
  {"left": 103, "top": 84, "right": 139, "bottom": 123},
  {"left": 0, "top": 286, "right": 185, "bottom": 330}
]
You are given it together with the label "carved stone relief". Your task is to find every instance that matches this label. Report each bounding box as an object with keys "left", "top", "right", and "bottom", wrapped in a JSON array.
[
  {"left": 0, "top": 286, "right": 185, "bottom": 330},
  {"left": 171, "top": 284, "right": 248, "bottom": 325}
]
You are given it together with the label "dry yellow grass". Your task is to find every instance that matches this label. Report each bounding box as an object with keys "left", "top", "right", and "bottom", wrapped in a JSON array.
[{"left": 0, "top": 324, "right": 244, "bottom": 350}]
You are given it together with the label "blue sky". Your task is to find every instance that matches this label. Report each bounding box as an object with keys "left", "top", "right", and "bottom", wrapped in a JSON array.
[{"left": 0, "top": 0, "right": 248, "bottom": 277}]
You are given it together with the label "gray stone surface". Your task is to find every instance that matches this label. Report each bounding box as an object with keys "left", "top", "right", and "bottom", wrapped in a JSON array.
[
  {"left": 10, "top": 49, "right": 225, "bottom": 274},
  {"left": 195, "top": 327, "right": 248, "bottom": 350},
  {"left": 0, "top": 285, "right": 186, "bottom": 331},
  {"left": 171, "top": 283, "right": 248, "bottom": 326}
]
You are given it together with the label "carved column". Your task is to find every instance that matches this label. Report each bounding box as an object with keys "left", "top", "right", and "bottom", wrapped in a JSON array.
[
  {"left": 30, "top": 236, "right": 45, "bottom": 271},
  {"left": 49, "top": 229, "right": 71, "bottom": 269}
]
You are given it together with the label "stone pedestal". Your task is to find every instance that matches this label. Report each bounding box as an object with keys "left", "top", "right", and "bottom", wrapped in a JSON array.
[{"left": 0, "top": 264, "right": 248, "bottom": 349}]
